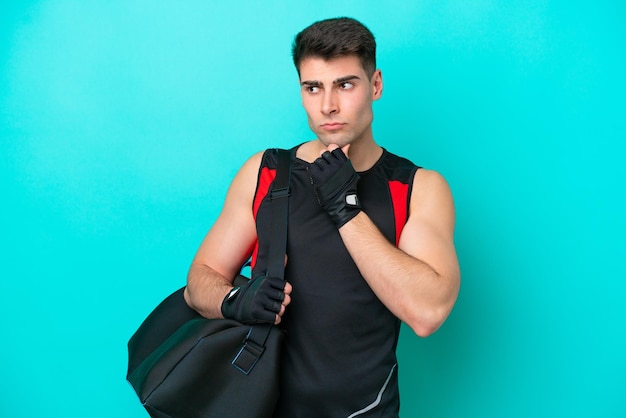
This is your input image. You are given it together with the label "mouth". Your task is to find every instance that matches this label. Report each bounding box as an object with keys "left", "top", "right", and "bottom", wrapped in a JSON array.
[{"left": 321, "top": 122, "right": 345, "bottom": 132}]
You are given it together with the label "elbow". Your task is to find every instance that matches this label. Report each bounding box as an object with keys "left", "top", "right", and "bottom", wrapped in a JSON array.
[
  {"left": 184, "top": 272, "right": 196, "bottom": 309},
  {"left": 184, "top": 267, "right": 205, "bottom": 313},
  {"left": 406, "top": 304, "right": 453, "bottom": 338},
  {"left": 183, "top": 287, "right": 194, "bottom": 310},
  {"left": 408, "top": 316, "right": 442, "bottom": 338},
  {"left": 412, "top": 324, "right": 438, "bottom": 338},
  {"left": 408, "top": 273, "right": 460, "bottom": 337}
]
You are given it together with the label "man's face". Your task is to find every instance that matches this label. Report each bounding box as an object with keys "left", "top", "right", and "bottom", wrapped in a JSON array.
[{"left": 299, "top": 55, "right": 382, "bottom": 148}]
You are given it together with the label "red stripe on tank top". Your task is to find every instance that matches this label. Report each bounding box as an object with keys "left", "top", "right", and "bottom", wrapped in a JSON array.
[
  {"left": 389, "top": 180, "right": 409, "bottom": 247},
  {"left": 251, "top": 167, "right": 276, "bottom": 269}
]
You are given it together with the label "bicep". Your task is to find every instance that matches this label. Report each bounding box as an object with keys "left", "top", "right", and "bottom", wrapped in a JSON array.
[
  {"left": 191, "top": 152, "right": 263, "bottom": 281},
  {"left": 398, "top": 169, "right": 460, "bottom": 281}
]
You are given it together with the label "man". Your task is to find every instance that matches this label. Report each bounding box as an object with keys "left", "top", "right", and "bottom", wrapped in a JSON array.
[{"left": 184, "top": 17, "right": 460, "bottom": 417}]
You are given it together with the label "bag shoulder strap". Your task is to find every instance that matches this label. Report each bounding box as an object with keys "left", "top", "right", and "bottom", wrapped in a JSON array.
[
  {"left": 266, "top": 148, "right": 291, "bottom": 280},
  {"left": 233, "top": 148, "right": 291, "bottom": 375}
]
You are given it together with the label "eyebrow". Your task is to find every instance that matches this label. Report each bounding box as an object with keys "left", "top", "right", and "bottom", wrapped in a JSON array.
[{"left": 300, "top": 75, "right": 361, "bottom": 87}]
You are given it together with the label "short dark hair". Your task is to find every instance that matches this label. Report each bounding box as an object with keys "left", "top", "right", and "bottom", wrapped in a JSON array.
[{"left": 292, "top": 17, "right": 377, "bottom": 77}]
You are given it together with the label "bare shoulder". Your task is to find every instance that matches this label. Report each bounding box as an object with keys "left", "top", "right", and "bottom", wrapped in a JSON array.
[
  {"left": 227, "top": 150, "right": 266, "bottom": 200},
  {"left": 408, "top": 168, "right": 455, "bottom": 236},
  {"left": 236, "top": 150, "right": 266, "bottom": 181},
  {"left": 411, "top": 169, "right": 454, "bottom": 208},
  {"left": 412, "top": 168, "right": 451, "bottom": 194}
]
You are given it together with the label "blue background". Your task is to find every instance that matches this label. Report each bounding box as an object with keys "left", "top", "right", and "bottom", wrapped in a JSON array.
[{"left": 1, "top": 1, "right": 624, "bottom": 417}]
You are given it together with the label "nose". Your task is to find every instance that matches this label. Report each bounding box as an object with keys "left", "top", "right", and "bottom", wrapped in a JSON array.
[{"left": 321, "top": 91, "right": 338, "bottom": 115}]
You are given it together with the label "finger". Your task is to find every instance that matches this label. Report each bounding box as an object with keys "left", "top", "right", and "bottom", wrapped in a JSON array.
[
  {"left": 270, "top": 288, "right": 285, "bottom": 302},
  {"left": 311, "top": 152, "right": 334, "bottom": 173},
  {"left": 264, "top": 300, "right": 282, "bottom": 314},
  {"left": 320, "top": 151, "right": 333, "bottom": 165},
  {"left": 257, "top": 309, "right": 277, "bottom": 324},
  {"left": 341, "top": 144, "right": 350, "bottom": 157},
  {"left": 326, "top": 144, "right": 340, "bottom": 153},
  {"left": 284, "top": 282, "right": 293, "bottom": 295},
  {"left": 266, "top": 276, "right": 286, "bottom": 291},
  {"left": 330, "top": 147, "right": 348, "bottom": 162},
  {"left": 312, "top": 157, "right": 328, "bottom": 171}
]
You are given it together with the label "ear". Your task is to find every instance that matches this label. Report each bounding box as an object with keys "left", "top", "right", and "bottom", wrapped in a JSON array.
[{"left": 371, "top": 69, "right": 383, "bottom": 100}]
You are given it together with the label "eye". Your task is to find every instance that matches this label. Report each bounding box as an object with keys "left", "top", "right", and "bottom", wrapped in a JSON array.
[
  {"left": 305, "top": 85, "right": 320, "bottom": 94},
  {"left": 340, "top": 82, "right": 354, "bottom": 90}
]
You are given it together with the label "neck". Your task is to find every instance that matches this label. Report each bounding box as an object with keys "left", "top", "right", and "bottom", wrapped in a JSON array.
[{"left": 345, "top": 139, "right": 383, "bottom": 172}]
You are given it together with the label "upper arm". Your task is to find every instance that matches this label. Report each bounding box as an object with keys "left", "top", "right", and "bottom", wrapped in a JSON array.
[
  {"left": 190, "top": 151, "right": 264, "bottom": 282},
  {"left": 398, "top": 169, "right": 460, "bottom": 285}
]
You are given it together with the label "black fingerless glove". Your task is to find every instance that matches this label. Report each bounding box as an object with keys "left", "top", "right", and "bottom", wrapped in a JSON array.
[
  {"left": 221, "top": 275, "right": 285, "bottom": 324},
  {"left": 308, "top": 148, "right": 362, "bottom": 228}
]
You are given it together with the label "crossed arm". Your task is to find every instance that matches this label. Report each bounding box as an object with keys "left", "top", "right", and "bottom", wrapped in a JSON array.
[
  {"left": 339, "top": 168, "right": 460, "bottom": 337},
  {"left": 185, "top": 148, "right": 459, "bottom": 335}
]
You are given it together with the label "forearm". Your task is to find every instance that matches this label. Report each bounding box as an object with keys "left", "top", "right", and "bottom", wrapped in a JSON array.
[
  {"left": 184, "top": 263, "right": 233, "bottom": 319},
  {"left": 339, "top": 212, "right": 458, "bottom": 336}
]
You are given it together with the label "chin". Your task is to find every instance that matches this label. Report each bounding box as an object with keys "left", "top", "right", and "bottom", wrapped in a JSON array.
[{"left": 318, "top": 135, "right": 352, "bottom": 148}]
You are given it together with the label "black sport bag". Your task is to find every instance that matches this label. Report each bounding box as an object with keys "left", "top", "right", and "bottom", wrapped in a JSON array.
[{"left": 127, "top": 148, "right": 291, "bottom": 418}]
